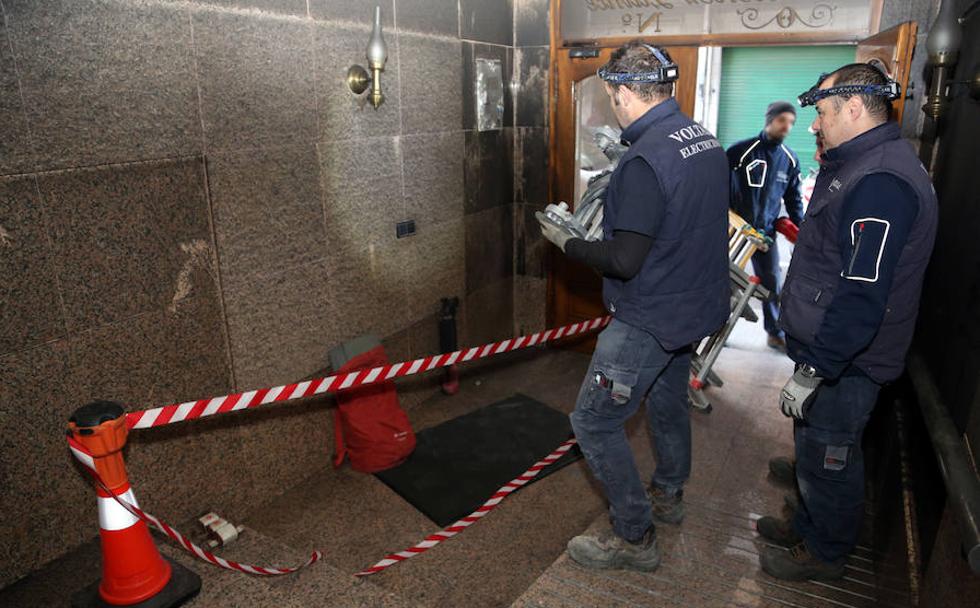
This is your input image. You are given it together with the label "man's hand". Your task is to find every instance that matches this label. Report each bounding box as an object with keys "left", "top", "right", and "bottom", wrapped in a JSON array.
[
  {"left": 535, "top": 211, "right": 573, "bottom": 252},
  {"left": 780, "top": 367, "right": 822, "bottom": 420}
]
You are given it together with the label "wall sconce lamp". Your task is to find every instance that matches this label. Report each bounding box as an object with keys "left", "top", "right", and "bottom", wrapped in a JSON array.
[
  {"left": 919, "top": 0, "right": 964, "bottom": 168},
  {"left": 346, "top": 6, "right": 387, "bottom": 110},
  {"left": 922, "top": 0, "right": 963, "bottom": 121}
]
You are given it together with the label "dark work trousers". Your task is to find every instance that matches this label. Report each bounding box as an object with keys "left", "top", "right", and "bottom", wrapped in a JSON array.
[
  {"left": 751, "top": 243, "right": 783, "bottom": 338},
  {"left": 569, "top": 318, "right": 692, "bottom": 542},
  {"left": 792, "top": 371, "right": 881, "bottom": 563}
]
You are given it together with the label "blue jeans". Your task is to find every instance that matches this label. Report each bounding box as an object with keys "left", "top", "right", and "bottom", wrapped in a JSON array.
[
  {"left": 792, "top": 372, "right": 881, "bottom": 563},
  {"left": 751, "top": 245, "right": 783, "bottom": 338},
  {"left": 570, "top": 318, "right": 692, "bottom": 542}
]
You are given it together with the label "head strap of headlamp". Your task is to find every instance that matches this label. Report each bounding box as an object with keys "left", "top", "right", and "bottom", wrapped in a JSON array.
[
  {"left": 797, "top": 67, "right": 902, "bottom": 107},
  {"left": 597, "top": 44, "right": 679, "bottom": 84}
]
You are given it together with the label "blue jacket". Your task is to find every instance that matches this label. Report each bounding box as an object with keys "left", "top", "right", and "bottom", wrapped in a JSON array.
[
  {"left": 727, "top": 131, "right": 804, "bottom": 234},
  {"left": 601, "top": 99, "right": 730, "bottom": 351},
  {"left": 780, "top": 122, "right": 938, "bottom": 383}
]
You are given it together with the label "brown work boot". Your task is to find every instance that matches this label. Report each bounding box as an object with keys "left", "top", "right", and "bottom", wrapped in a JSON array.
[
  {"left": 567, "top": 526, "right": 661, "bottom": 572},
  {"left": 760, "top": 542, "right": 845, "bottom": 581},
  {"left": 756, "top": 516, "right": 803, "bottom": 547},
  {"left": 647, "top": 485, "right": 685, "bottom": 524},
  {"left": 767, "top": 456, "right": 796, "bottom": 487}
]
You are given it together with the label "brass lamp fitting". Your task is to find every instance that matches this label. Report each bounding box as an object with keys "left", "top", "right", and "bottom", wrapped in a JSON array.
[
  {"left": 923, "top": 0, "right": 963, "bottom": 120},
  {"left": 346, "top": 6, "right": 387, "bottom": 110}
]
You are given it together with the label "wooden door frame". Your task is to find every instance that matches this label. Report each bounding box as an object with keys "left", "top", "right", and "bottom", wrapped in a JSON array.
[
  {"left": 545, "top": 43, "right": 698, "bottom": 332},
  {"left": 544, "top": 0, "right": 897, "bottom": 331}
]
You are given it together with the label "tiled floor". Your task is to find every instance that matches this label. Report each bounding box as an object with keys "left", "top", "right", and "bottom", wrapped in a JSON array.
[
  {"left": 0, "top": 307, "right": 912, "bottom": 607},
  {"left": 512, "top": 313, "right": 914, "bottom": 608}
]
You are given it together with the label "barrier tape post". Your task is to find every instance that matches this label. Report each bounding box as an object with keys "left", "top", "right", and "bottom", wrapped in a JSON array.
[
  {"left": 68, "top": 401, "right": 202, "bottom": 608},
  {"left": 66, "top": 315, "right": 611, "bottom": 583}
]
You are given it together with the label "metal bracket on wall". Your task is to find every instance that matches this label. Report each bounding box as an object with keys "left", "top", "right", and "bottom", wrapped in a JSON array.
[{"left": 569, "top": 48, "right": 600, "bottom": 59}]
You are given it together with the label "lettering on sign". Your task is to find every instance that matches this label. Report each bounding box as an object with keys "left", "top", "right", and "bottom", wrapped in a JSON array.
[{"left": 563, "top": 0, "right": 872, "bottom": 40}]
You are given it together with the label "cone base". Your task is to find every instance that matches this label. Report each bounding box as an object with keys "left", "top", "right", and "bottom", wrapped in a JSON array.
[{"left": 72, "top": 557, "right": 201, "bottom": 608}]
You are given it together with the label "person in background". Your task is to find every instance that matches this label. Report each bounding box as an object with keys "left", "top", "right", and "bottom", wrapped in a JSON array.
[
  {"left": 756, "top": 63, "right": 937, "bottom": 581},
  {"left": 727, "top": 102, "right": 805, "bottom": 351}
]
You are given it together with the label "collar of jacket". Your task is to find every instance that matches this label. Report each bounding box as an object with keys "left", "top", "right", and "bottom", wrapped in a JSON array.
[
  {"left": 621, "top": 98, "right": 681, "bottom": 145},
  {"left": 758, "top": 130, "right": 781, "bottom": 147},
  {"left": 820, "top": 121, "right": 901, "bottom": 168}
]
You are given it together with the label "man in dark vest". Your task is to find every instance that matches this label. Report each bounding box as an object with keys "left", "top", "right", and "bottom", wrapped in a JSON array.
[
  {"left": 537, "top": 42, "right": 729, "bottom": 572},
  {"left": 727, "top": 101, "right": 805, "bottom": 350},
  {"left": 756, "top": 63, "right": 938, "bottom": 581}
]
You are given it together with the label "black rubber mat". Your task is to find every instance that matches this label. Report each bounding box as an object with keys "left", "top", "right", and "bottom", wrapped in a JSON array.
[{"left": 375, "top": 394, "right": 582, "bottom": 527}]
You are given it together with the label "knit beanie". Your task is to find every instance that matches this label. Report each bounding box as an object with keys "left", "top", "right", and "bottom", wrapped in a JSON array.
[{"left": 766, "top": 101, "right": 797, "bottom": 125}]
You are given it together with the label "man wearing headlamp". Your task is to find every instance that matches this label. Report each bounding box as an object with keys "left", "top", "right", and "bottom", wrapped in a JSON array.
[
  {"left": 538, "top": 41, "right": 729, "bottom": 573},
  {"left": 755, "top": 63, "right": 938, "bottom": 581}
]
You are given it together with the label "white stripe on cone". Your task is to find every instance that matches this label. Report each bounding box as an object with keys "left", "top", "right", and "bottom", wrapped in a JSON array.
[{"left": 98, "top": 488, "right": 140, "bottom": 531}]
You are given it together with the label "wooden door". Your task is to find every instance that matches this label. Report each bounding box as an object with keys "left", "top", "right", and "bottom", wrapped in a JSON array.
[
  {"left": 547, "top": 45, "right": 698, "bottom": 351},
  {"left": 855, "top": 22, "right": 919, "bottom": 125}
]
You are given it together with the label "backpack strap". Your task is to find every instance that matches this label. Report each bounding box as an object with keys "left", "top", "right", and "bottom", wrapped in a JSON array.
[{"left": 332, "top": 407, "right": 347, "bottom": 468}]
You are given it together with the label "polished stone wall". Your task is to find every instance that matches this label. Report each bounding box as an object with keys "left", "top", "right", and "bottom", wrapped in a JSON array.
[
  {"left": 512, "top": 0, "right": 550, "bottom": 336},
  {"left": 0, "top": 0, "right": 532, "bottom": 586}
]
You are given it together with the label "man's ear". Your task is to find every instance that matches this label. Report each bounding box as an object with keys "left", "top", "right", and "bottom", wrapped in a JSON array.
[
  {"left": 845, "top": 95, "right": 864, "bottom": 121},
  {"left": 618, "top": 85, "right": 633, "bottom": 108}
]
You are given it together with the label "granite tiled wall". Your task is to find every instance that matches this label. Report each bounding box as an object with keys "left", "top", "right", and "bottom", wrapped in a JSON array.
[
  {"left": 0, "top": 0, "right": 532, "bottom": 586},
  {"left": 460, "top": 0, "right": 518, "bottom": 345},
  {"left": 512, "top": 0, "right": 551, "bottom": 335}
]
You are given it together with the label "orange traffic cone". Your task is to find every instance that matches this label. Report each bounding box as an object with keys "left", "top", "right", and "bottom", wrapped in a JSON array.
[{"left": 69, "top": 401, "right": 200, "bottom": 608}]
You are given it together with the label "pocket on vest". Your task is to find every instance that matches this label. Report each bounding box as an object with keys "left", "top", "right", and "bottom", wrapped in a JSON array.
[{"left": 781, "top": 274, "right": 833, "bottom": 342}]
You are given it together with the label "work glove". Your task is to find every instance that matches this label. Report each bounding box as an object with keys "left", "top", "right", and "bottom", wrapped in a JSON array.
[
  {"left": 779, "top": 367, "right": 822, "bottom": 420},
  {"left": 774, "top": 217, "right": 799, "bottom": 244},
  {"left": 535, "top": 211, "right": 573, "bottom": 252}
]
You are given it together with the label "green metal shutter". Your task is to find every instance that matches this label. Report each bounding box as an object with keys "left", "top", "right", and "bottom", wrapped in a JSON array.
[{"left": 716, "top": 46, "right": 856, "bottom": 176}]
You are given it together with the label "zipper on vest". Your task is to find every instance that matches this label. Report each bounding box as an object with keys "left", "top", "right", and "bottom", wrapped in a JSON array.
[{"left": 847, "top": 222, "right": 866, "bottom": 277}]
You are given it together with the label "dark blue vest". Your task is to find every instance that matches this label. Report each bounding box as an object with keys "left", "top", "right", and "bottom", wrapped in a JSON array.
[
  {"left": 780, "top": 122, "right": 938, "bottom": 383},
  {"left": 602, "top": 99, "right": 730, "bottom": 351}
]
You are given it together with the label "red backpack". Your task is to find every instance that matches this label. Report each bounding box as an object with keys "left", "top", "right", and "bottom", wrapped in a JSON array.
[{"left": 332, "top": 345, "right": 415, "bottom": 473}]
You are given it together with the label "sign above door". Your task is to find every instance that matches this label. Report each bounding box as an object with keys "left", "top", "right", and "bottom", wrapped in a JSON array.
[{"left": 559, "top": 0, "right": 883, "bottom": 45}]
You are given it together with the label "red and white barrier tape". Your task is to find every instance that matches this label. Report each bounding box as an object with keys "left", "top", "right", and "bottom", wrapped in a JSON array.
[
  {"left": 67, "top": 316, "right": 607, "bottom": 578},
  {"left": 68, "top": 437, "right": 322, "bottom": 576},
  {"left": 354, "top": 438, "right": 578, "bottom": 577},
  {"left": 125, "top": 316, "right": 611, "bottom": 430},
  {"left": 68, "top": 434, "right": 577, "bottom": 578}
]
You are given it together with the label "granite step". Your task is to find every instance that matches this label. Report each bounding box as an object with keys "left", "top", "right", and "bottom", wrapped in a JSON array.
[{"left": 0, "top": 521, "right": 420, "bottom": 608}]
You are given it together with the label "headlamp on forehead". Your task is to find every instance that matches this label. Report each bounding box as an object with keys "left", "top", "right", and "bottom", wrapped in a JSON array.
[
  {"left": 598, "top": 44, "right": 679, "bottom": 84},
  {"left": 798, "top": 75, "right": 901, "bottom": 107}
]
